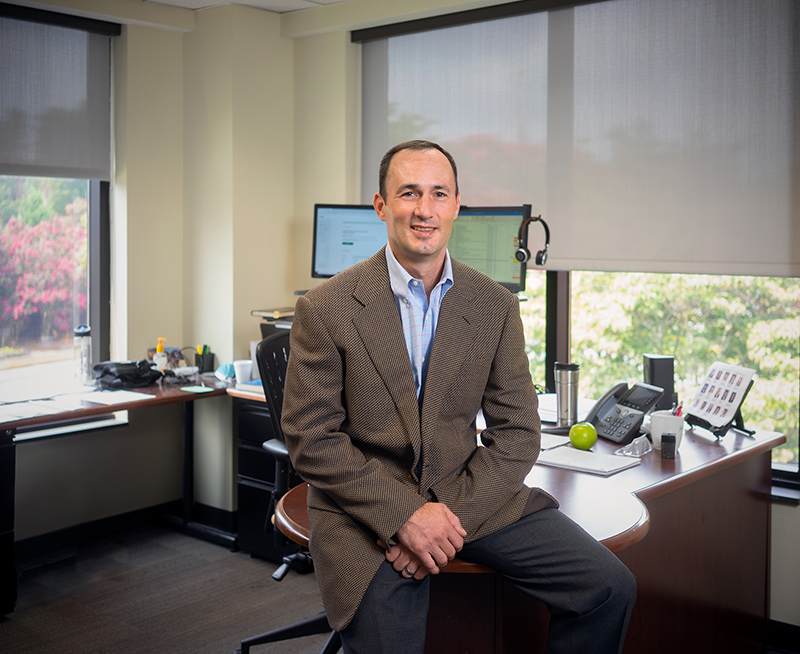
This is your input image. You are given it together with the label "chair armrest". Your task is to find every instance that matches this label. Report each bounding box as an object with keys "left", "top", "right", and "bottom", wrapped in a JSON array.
[{"left": 263, "top": 438, "right": 289, "bottom": 460}]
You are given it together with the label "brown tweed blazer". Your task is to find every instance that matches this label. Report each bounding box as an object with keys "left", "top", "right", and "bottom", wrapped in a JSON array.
[{"left": 281, "top": 247, "right": 546, "bottom": 632}]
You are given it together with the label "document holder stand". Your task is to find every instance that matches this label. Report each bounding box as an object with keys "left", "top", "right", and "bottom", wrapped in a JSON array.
[{"left": 686, "top": 379, "right": 755, "bottom": 438}]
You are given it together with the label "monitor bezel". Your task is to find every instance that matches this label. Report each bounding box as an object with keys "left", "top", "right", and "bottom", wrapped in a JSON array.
[{"left": 311, "top": 203, "right": 384, "bottom": 279}]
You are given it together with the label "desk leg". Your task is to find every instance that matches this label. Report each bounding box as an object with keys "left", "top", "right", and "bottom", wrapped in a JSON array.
[
  {"left": 1, "top": 428, "right": 17, "bottom": 614},
  {"left": 163, "top": 400, "right": 236, "bottom": 549},
  {"left": 182, "top": 400, "right": 194, "bottom": 525}
]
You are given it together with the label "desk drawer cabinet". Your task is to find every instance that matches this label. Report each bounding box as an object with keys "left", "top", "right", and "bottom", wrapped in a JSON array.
[{"left": 236, "top": 398, "right": 299, "bottom": 563}]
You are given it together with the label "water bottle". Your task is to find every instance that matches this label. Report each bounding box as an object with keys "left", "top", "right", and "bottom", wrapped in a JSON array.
[
  {"left": 555, "top": 362, "right": 580, "bottom": 428},
  {"left": 73, "top": 324, "right": 92, "bottom": 386}
]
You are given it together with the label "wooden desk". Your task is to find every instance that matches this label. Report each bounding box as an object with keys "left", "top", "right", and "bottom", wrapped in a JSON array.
[
  {"left": 275, "top": 427, "right": 785, "bottom": 654},
  {"left": 0, "top": 379, "right": 230, "bottom": 615}
]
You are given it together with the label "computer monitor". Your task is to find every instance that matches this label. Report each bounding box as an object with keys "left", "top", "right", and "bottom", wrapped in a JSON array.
[
  {"left": 311, "top": 204, "right": 387, "bottom": 278},
  {"left": 448, "top": 205, "right": 528, "bottom": 293},
  {"left": 311, "top": 203, "right": 529, "bottom": 293}
]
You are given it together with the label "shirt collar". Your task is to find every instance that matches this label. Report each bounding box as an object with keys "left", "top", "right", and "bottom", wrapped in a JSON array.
[{"left": 385, "top": 245, "right": 454, "bottom": 299}]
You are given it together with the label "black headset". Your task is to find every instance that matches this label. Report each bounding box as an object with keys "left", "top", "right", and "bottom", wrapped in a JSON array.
[{"left": 515, "top": 204, "right": 550, "bottom": 266}]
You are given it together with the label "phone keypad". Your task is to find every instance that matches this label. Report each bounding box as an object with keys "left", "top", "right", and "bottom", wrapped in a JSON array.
[{"left": 597, "top": 406, "right": 643, "bottom": 441}]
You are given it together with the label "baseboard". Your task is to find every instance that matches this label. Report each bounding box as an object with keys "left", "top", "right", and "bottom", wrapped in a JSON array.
[
  {"left": 15, "top": 501, "right": 180, "bottom": 570},
  {"left": 192, "top": 501, "right": 238, "bottom": 535},
  {"left": 771, "top": 619, "right": 800, "bottom": 653}
]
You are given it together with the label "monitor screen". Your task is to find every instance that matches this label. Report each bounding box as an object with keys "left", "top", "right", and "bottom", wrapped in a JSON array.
[
  {"left": 311, "top": 204, "right": 387, "bottom": 278},
  {"left": 448, "top": 206, "right": 528, "bottom": 293},
  {"left": 311, "top": 203, "right": 528, "bottom": 293}
]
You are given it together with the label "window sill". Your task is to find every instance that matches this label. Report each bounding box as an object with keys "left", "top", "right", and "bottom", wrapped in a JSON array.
[
  {"left": 12, "top": 411, "right": 129, "bottom": 442},
  {"left": 771, "top": 483, "right": 800, "bottom": 507}
]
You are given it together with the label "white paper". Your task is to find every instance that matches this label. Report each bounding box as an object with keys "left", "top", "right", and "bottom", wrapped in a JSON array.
[
  {"left": 685, "top": 362, "right": 755, "bottom": 428},
  {"left": 76, "top": 390, "right": 158, "bottom": 405}
]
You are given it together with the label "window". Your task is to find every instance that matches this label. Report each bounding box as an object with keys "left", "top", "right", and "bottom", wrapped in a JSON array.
[
  {"left": 0, "top": 176, "right": 101, "bottom": 402},
  {"left": 360, "top": 0, "right": 800, "bottom": 478},
  {"left": 567, "top": 271, "right": 800, "bottom": 471},
  {"left": 0, "top": 7, "right": 117, "bottom": 404}
]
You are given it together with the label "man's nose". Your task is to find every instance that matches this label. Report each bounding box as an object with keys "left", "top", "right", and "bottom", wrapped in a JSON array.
[{"left": 414, "top": 194, "right": 434, "bottom": 218}]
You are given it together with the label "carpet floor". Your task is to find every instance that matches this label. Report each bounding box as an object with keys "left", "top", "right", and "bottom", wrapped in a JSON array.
[{"left": 0, "top": 526, "right": 329, "bottom": 654}]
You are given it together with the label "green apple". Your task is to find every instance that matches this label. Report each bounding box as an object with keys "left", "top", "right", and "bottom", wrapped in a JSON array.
[{"left": 569, "top": 422, "right": 598, "bottom": 450}]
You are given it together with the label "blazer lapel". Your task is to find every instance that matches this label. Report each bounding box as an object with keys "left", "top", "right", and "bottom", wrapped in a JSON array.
[{"left": 352, "top": 250, "right": 421, "bottom": 443}]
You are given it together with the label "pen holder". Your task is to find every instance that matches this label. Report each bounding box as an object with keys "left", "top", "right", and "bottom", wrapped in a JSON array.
[{"left": 195, "top": 352, "right": 215, "bottom": 373}]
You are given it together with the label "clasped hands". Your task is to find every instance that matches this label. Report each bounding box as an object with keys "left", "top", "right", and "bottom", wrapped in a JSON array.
[{"left": 380, "top": 502, "right": 467, "bottom": 580}]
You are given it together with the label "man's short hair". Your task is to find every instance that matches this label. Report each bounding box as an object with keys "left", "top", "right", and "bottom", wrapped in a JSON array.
[{"left": 378, "top": 140, "right": 459, "bottom": 200}]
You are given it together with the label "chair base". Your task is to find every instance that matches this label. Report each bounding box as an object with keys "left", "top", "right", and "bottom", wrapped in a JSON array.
[{"left": 233, "top": 611, "right": 341, "bottom": 654}]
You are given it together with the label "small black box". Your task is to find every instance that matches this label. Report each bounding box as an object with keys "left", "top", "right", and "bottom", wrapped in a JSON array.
[
  {"left": 644, "top": 353, "right": 675, "bottom": 411},
  {"left": 661, "top": 433, "right": 676, "bottom": 459}
]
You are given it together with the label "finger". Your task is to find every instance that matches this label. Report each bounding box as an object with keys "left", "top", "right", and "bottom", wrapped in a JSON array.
[
  {"left": 384, "top": 547, "right": 401, "bottom": 564},
  {"left": 443, "top": 506, "right": 467, "bottom": 534},
  {"left": 429, "top": 546, "right": 453, "bottom": 568},
  {"left": 418, "top": 552, "right": 441, "bottom": 575}
]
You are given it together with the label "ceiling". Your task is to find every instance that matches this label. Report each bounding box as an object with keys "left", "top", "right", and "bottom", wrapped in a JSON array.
[{"left": 143, "top": 0, "right": 351, "bottom": 13}]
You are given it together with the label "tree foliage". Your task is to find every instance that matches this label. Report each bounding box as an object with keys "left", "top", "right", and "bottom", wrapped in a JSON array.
[{"left": 0, "top": 179, "right": 88, "bottom": 344}]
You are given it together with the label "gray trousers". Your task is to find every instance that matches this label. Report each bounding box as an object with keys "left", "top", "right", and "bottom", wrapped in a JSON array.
[{"left": 341, "top": 507, "right": 637, "bottom": 654}]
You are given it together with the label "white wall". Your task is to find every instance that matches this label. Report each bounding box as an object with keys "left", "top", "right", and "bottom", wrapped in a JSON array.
[{"left": 182, "top": 4, "right": 294, "bottom": 511}]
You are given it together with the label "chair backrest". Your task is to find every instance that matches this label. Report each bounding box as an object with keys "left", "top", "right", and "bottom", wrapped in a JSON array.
[{"left": 255, "top": 331, "right": 291, "bottom": 440}]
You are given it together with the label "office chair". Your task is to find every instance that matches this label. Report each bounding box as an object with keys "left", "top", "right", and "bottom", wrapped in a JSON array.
[
  {"left": 233, "top": 331, "right": 341, "bottom": 654},
  {"left": 254, "top": 332, "right": 297, "bottom": 566}
]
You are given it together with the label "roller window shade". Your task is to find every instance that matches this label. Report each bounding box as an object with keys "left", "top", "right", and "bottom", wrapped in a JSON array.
[
  {"left": 0, "top": 15, "right": 113, "bottom": 180},
  {"left": 362, "top": 0, "right": 800, "bottom": 276}
]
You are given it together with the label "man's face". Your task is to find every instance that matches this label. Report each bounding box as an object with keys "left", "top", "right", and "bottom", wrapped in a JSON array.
[{"left": 373, "top": 148, "right": 461, "bottom": 273}]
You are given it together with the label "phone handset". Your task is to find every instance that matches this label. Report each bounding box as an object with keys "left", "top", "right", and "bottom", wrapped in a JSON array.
[{"left": 584, "top": 382, "right": 629, "bottom": 425}]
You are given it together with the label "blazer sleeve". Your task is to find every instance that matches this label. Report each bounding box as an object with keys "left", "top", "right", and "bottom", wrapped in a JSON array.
[{"left": 281, "top": 293, "right": 427, "bottom": 547}]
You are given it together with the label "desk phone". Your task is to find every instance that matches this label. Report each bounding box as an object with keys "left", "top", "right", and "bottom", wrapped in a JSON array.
[{"left": 586, "top": 381, "right": 664, "bottom": 444}]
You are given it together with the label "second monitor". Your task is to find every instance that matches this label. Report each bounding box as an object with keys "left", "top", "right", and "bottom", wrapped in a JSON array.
[{"left": 311, "top": 203, "right": 529, "bottom": 293}]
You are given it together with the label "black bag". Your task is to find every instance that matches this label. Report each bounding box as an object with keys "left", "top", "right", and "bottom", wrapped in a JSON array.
[{"left": 93, "top": 360, "right": 162, "bottom": 390}]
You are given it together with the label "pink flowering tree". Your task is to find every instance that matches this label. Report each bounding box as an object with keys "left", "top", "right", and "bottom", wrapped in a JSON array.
[{"left": 0, "top": 198, "right": 87, "bottom": 342}]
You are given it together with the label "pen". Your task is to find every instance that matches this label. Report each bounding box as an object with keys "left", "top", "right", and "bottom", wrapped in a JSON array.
[{"left": 197, "top": 344, "right": 203, "bottom": 355}]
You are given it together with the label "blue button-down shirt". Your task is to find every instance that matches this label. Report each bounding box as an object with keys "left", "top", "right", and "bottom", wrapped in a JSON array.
[{"left": 385, "top": 246, "right": 454, "bottom": 400}]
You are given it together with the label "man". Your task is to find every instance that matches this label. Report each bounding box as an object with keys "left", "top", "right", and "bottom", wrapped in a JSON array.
[{"left": 281, "top": 140, "right": 636, "bottom": 653}]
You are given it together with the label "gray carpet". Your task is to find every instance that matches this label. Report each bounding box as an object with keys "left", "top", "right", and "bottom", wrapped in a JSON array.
[{"left": 0, "top": 526, "right": 329, "bottom": 654}]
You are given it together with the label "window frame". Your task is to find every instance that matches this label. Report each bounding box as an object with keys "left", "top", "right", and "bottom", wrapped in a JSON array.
[{"left": 89, "top": 180, "right": 110, "bottom": 366}]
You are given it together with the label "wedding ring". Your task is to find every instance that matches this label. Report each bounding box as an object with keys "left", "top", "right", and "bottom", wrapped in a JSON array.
[{"left": 405, "top": 566, "right": 414, "bottom": 576}]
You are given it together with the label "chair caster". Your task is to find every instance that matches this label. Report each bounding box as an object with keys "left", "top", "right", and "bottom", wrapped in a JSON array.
[{"left": 272, "top": 551, "right": 314, "bottom": 581}]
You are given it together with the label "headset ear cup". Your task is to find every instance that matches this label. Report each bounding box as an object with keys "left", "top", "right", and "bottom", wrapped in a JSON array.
[
  {"left": 515, "top": 247, "right": 530, "bottom": 263},
  {"left": 535, "top": 248, "right": 547, "bottom": 266}
]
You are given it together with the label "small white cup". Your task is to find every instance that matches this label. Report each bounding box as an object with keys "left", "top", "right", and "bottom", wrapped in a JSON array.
[
  {"left": 233, "top": 359, "right": 253, "bottom": 384},
  {"left": 649, "top": 410, "right": 685, "bottom": 450}
]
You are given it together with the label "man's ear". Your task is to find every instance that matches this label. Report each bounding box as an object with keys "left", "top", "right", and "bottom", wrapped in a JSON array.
[{"left": 374, "top": 192, "right": 387, "bottom": 222}]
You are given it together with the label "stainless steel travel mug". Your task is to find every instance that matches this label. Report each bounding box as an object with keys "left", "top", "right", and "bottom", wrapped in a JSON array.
[{"left": 555, "top": 362, "right": 580, "bottom": 428}]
